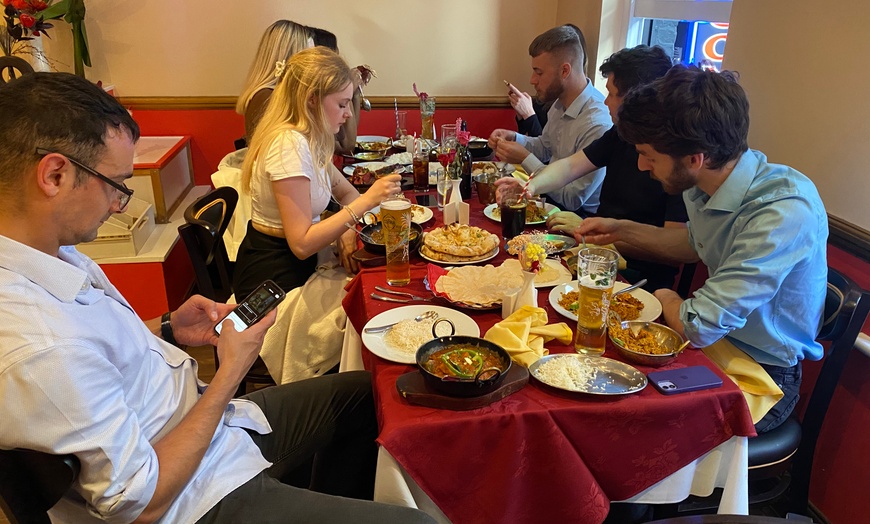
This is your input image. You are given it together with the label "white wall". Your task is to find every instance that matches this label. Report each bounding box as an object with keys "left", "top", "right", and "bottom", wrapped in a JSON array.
[
  {"left": 42, "top": 0, "right": 573, "bottom": 98},
  {"left": 724, "top": 0, "right": 870, "bottom": 231}
]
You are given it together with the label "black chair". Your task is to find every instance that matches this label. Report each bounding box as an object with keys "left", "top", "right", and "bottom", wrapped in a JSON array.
[
  {"left": 178, "top": 187, "right": 275, "bottom": 396},
  {"left": 661, "top": 268, "right": 870, "bottom": 518},
  {"left": 0, "top": 449, "right": 79, "bottom": 524},
  {"left": 0, "top": 55, "right": 34, "bottom": 86}
]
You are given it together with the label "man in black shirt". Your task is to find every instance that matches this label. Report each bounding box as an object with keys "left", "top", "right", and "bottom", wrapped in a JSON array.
[{"left": 497, "top": 45, "right": 684, "bottom": 291}]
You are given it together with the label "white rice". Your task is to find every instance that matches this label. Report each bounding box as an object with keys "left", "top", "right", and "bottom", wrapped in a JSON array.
[
  {"left": 384, "top": 317, "right": 444, "bottom": 354},
  {"left": 534, "top": 356, "right": 599, "bottom": 391}
]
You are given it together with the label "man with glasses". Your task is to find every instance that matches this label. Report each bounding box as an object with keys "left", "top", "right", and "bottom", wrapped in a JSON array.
[{"left": 0, "top": 73, "right": 434, "bottom": 523}]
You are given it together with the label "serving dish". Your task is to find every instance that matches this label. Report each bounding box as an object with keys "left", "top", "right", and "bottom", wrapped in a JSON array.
[
  {"left": 529, "top": 354, "right": 647, "bottom": 395},
  {"left": 608, "top": 320, "right": 686, "bottom": 367},
  {"left": 359, "top": 221, "right": 424, "bottom": 255}
]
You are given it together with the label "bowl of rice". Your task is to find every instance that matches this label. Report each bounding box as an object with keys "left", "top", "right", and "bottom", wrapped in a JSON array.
[{"left": 608, "top": 320, "right": 686, "bottom": 367}]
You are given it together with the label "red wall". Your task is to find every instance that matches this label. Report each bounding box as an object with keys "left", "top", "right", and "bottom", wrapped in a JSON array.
[{"left": 129, "top": 106, "right": 870, "bottom": 523}]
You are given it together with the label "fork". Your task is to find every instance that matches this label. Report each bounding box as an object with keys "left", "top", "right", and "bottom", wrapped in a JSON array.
[{"left": 374, "top": 286, "right": 438, "bottom": 302}]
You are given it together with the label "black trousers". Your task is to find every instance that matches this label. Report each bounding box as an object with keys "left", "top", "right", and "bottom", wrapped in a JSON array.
[{"left": 196, "top": 372, "right": 435, "bottom": 524}]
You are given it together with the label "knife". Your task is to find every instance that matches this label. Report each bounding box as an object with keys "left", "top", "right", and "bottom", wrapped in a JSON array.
[{"left": 370, "top": 293, "right": 410, "bottom": 303}]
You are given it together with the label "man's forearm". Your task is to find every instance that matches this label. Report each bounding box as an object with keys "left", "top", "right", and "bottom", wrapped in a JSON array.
[{"left": 618, "top": 221, "right": 699, "bottom": 264}]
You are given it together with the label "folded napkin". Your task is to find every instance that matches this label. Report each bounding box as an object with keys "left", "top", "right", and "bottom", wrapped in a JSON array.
[
  {"left": 562, "top": 245, "right": 628, "bottom": 271},
  {"left": 702, "top": 338, "right": 784, "bottom": 424},
  {"left": 512, "top": 165, "right": 529, "bottom": 182},
  {"left": 484, "top": 306, "right": 573, "bottom": 367}
]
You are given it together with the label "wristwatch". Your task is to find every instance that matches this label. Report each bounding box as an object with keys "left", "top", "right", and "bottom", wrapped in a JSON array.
[{"left": 161, "top": 312, "right": 179, "bottom": 346}]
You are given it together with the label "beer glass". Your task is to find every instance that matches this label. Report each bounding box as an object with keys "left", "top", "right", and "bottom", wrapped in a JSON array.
[
  {"left": 381, "top": 196, "right": 412, "bottom": 286},
  {"left": 420, "top": 97, "right": 436, "bottom": 140},
  {"left": 573, "top": 247, "right": 620, "bottom": 355}
]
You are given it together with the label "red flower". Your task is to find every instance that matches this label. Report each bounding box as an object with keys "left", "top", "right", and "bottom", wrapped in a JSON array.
[
  {"left": 437, "top": 151, "right": 456, "bottom": 168},
  {"left": 11, "top": 0, "right": 28, "bottom": 10},
  {"left": 1, "top": 0, "right": 12, "bottom": 7},
  {"left": 19, "top": 13, "right": 36, "bottom": 28},
  {"left": 29, "top": 0, "right": 50, "bottom": 10}
]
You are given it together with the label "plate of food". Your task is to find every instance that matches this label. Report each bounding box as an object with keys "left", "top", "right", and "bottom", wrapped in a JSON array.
[
  {"left": 344, "top": 162, "right": 408, "bottom": 189},
  {"left": 529, "top": 354, "right": 647, "bottom": 395},
  {"left": 393, "top": 138, "right": 438, "bottom": 150},
  {"left": 483, "top": 202, "right": 559, "bottom": 225},
  {"left": 426, "top": 263, "right": 523, "bottom": 310},
  {"left": 471, "top": 161, "right": 515, "bottom": 177},
  {"left": 365, "top": 204, "right": 433, "bottom": 225},
  {"left": 505, "top": 232, "right": 578, "bottom": 255},
  {"left": 361, "top": 305, "right": 479, "bottom": 364},
  {"left": 548, "top": 281, "right": 662, "bottom": 323},
  {"left": 385, "top": 151, "right": 413, "bottom": 165},
  {"left": 418, "top": 224, "right": 501, "bottom": 265},
  {"left": 356, "top": 136, "right": 392, "bottom": 152}
]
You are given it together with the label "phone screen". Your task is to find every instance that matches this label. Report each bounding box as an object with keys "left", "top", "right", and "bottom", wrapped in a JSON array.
[
  {"left": 215, "top": 281, "right": 285, "bottom": 335},
  {"left": 415, "top": 194, "right": 438, "bottom": 207}
]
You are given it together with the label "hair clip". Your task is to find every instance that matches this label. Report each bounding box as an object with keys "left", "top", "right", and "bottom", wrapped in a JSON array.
[{"left": 274, "top": 60, "right": 287, "bottom": 79}]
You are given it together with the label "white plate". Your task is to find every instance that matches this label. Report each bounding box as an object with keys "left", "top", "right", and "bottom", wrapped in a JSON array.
[
  {"left": 393, "top": 138, "right": 438, "bottom": 150},
  {"left": 366, "top": 204, "right": 433, "bottom": 225},
  {"left": 418, "top": 245, "right": 500, "bottom": 266},
  {"left": 343, "top": 161, "right": 393, "bottom": 176},
  {"left": 483, "top": 202, "right": 560, "bottom": 226},
  {"left": 533, "top": 259, "right": 573, "bottom": 288},
  {"left": 361, "top": 305, "right": 480, "bottom": 364},
  {"left": 548, "top": 281, "right": 663, "bottom": 322},
  {"left": 385, "top": 152, "right": 413, "bottom": 165}
]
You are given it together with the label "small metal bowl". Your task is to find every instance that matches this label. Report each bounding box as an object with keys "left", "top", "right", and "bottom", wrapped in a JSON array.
[
  {"left": 353, "top": 150, "right": 386, "bottom": 161},
  {"left": 609, "top": 320, "right": 686, "bottom": 367}
]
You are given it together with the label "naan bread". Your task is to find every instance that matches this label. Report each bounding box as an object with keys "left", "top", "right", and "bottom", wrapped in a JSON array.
[
  {"left": 423, "top": 224, "right": 499, "bottom": 257},
  {"left": 421, "top": 245, "right": 498, "bottom": 263},
  {"left": 435, "top": 263, "right": 524, "bottom": 306}
]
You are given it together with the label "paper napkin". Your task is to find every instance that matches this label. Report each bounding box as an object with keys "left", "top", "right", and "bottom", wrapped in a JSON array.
[{"left": 484, "top": 306, "right": 573, "bottom": 367}]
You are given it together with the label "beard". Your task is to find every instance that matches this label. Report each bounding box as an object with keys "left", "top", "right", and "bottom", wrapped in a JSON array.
[
  {"left": 656, "top": 159, "right": 696, "bottom": 195},
  {"left": 535, "top": 78, "right": 563, "bottom": 105}
]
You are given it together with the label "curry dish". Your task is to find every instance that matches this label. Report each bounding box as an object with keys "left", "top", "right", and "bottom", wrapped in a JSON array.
[
  {"left": 424, "top": 344, "right": 506, "bottom": 379},
  {"left": 608, "top": 322, "right": 673, "bottom": 355}
]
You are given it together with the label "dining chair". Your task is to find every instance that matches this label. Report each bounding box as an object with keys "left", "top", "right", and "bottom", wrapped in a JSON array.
[
  {"left": 0, "top": 449, "right": 79, "bottom": 524},
  {"left": 656, "top": 267, "right": 870, "bottom": 518},
  {"left": 0, "top": 56, "right": 34, "bottom": 86},
  {"left": 178, "top": 186, "right": 275, "bottom": 396}
]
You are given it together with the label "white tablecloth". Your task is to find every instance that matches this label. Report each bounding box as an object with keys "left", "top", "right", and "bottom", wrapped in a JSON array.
[{"left": 341, "top": 318, "right": 748, "bottom": 522}]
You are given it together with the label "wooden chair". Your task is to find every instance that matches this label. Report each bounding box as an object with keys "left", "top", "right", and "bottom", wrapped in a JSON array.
[
  {"left": 178, "top": 186, "right": 275, "bottom": 396},
  {"left": 659, "top": 268, "right": 870, "bottom": 518},
  {"left": 0, "top": 449, "right": 79, "bottom": 524},
  {"left": 0, "top": 56, "right": 34, "bottom": 85}
]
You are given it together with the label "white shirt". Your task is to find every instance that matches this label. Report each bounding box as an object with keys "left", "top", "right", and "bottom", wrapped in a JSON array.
[
  {"left": 0, "top": 236, "right": 271, "bottom": 523},
  {"left": 515, "top": 80, "right": 611, "bottom": 214},
  {"left": 251, "top": 130, "right": 332, "bottom": 230}
]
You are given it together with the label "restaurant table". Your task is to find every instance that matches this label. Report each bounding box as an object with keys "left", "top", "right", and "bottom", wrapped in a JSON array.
[{"left": 339, "top": 186, "right": 756, "bottom": 524}]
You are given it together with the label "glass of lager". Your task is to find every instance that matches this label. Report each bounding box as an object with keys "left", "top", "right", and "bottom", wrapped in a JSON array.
[
  {"left": 381, "top": 195, "right": 412, "bottom": 286},
  {"left": 573, "top": 247, "right": 620, "bottom": 355}
]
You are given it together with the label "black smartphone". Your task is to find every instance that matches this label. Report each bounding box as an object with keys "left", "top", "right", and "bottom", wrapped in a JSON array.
[
  {"left": 214, "top": 280, "right": 286, "bottom": 336},
  {"left": 415, "top": 194, "right": 438, "bottom": 207},
  {"left": 648, "top": 366, "right": 723, "bottom": 395}
]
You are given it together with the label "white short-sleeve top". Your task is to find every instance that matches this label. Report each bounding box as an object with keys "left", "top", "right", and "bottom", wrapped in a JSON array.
[{"left": 251, "top": 130, "right": 332, "bottom": 230}]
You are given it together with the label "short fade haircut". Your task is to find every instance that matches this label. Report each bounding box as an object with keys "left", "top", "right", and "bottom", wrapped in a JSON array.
[
  {"left": 562, "top": 23, "right": 588, "bottom": 73},
  {"left": 599, "top": 45, "right": 673, "bottom": 96},
  {"left": 0, "top": 73, "right": 140, "bottom": 191},
  {"left": 529, "top": 25, "right": 585, "bottom": 72},
  {"left": 617, "top": 66, "right": 749, "bottom": 170}
]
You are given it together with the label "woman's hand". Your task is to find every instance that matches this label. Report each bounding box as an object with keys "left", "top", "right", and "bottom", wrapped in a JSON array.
[
  {"left": 337, "top": 228, "right": 360, "bottom": 275},
  {"left": 364, "top": 173, "right": 403, "bottom": 207}
]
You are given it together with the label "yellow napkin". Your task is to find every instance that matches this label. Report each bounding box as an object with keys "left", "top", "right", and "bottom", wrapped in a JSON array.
[
  {"left": 564, "top": 245, "right": 628, "bottom": 271},
  {"left": 512, "top": 165, "right": 529, "bottom": 182},
  {"left": 484, "top": 306, "right": 573, "bottom": 367},
  {"left": 702, "top": 338, "right": 783, "bottom": 424}
]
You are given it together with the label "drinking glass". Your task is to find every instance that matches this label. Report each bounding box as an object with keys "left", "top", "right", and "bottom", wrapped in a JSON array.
[
  {"left": 435, "top": 167, "right": 449, "bottom": 209},
  {"left": 420, "top": 97, "right": 436, "bottom": 141},
  {"left": 412, "top": 140, "right": 429, "bottom": 192},
  {"left": 381, "top": 196, "right": 412, "bottom": 286},
  {"left": 499, "top": 185, "right": 527, "bottom": 241},
  {"left": 440, "top": 124, "right": 457, "bottom": 153},
  {"left": 573, "top": 247, "right": 620, "bottom": 355},
  {"left": 396, "top": 111, "right": 408, "bottom": 140}
]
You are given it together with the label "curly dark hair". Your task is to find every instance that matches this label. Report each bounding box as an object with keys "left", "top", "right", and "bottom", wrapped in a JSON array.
[
  {"left": 0, "top": 73, "right": 139, "bottom": 192},
  {"left": 599, "top": 45, "right": 673, "bottom": 96},
  {"left": 616, "top": 66, "right": 749, "bottom": 170}
]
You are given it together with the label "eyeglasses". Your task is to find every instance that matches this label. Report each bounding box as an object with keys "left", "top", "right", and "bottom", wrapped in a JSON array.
[{"left": 35, "top": 147, "right": 134, "bottom": 210}]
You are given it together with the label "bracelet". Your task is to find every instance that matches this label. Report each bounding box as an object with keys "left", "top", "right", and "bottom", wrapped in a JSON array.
[
  {"left": 344, "top": 205, "right": 361, "bottom": 223},
  {"left": 160, "top": 312, "right": 179, "bottom": 346}
]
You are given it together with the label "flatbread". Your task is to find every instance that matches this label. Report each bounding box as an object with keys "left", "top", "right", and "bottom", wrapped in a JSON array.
[
  {"left": 435, "top": 264, "right": 524, "bottom": 306},
  {"left": 421, "top": 245, "right": 498, "bottom": 263},
  {"left": 423, "top": 224, "right": 499, "bottom": 257}
]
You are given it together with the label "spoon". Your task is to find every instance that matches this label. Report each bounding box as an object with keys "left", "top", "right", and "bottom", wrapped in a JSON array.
[
  {"left": 613, "top": 279, "right": 648, "bottom": 297},
  {"left": 343, "top": 222, "right": 376, "bottom": 244},
  {"left": 364, "top": 310, "right": 439, "bottom": 333},
  {"left": 674, "top": 339, "right": 691, "bottom": 354},
  {"left": 359, "top": 85, "right": 372, "bottom": 112}
]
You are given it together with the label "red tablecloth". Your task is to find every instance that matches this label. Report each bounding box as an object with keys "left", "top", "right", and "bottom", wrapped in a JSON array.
[{"left": 342, "top": 190, "right": 755, "bottom": 524}]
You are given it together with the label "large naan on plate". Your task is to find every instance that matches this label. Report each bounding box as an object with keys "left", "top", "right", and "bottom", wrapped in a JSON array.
[
  {"left": 436, "top": 264, "right": 524, "bottom": 306},
  {"left": 420, "top": 245, "right": 498, "bottom": 263},
  {"left": 423, "top": 224, "right": 499, "bottom": 257}
]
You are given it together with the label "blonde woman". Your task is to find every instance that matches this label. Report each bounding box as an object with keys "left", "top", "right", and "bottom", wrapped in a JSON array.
[
  {"left": 233, "top": 47, "right": 401, "bottom": 299},
  {"left": 236, "top": 20, "right": 313, "bottom": 141}
]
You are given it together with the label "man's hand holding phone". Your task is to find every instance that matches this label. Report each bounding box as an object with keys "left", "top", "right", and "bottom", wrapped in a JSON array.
[
  {"left": 504, "top": 80, "right": 535, "bottom": 120},
  {"left": 214, "top": 307, "right": 277, "bottom": 385}
]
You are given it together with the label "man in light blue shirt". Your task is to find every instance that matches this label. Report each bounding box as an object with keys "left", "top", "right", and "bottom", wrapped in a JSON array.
[
  {"left": 577, "top": 67, "right": 828, "bottom": 433},
  {"left": 488, "top": 25, "right": 611, "bottom": 215},
  {"left": 0, "top": 73, "right": 434, "bottom": 523}
]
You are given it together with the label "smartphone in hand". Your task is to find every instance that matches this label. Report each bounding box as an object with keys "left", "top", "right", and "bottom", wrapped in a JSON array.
[
  {"left": 504, "top": 80, "right": 519, "bottom": 94},
  {"left": 648, "top": 366, "right": 723, "bottom": 395},
  {"left": 214, "top": 280, "right": 286, "bottom": 336}
]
